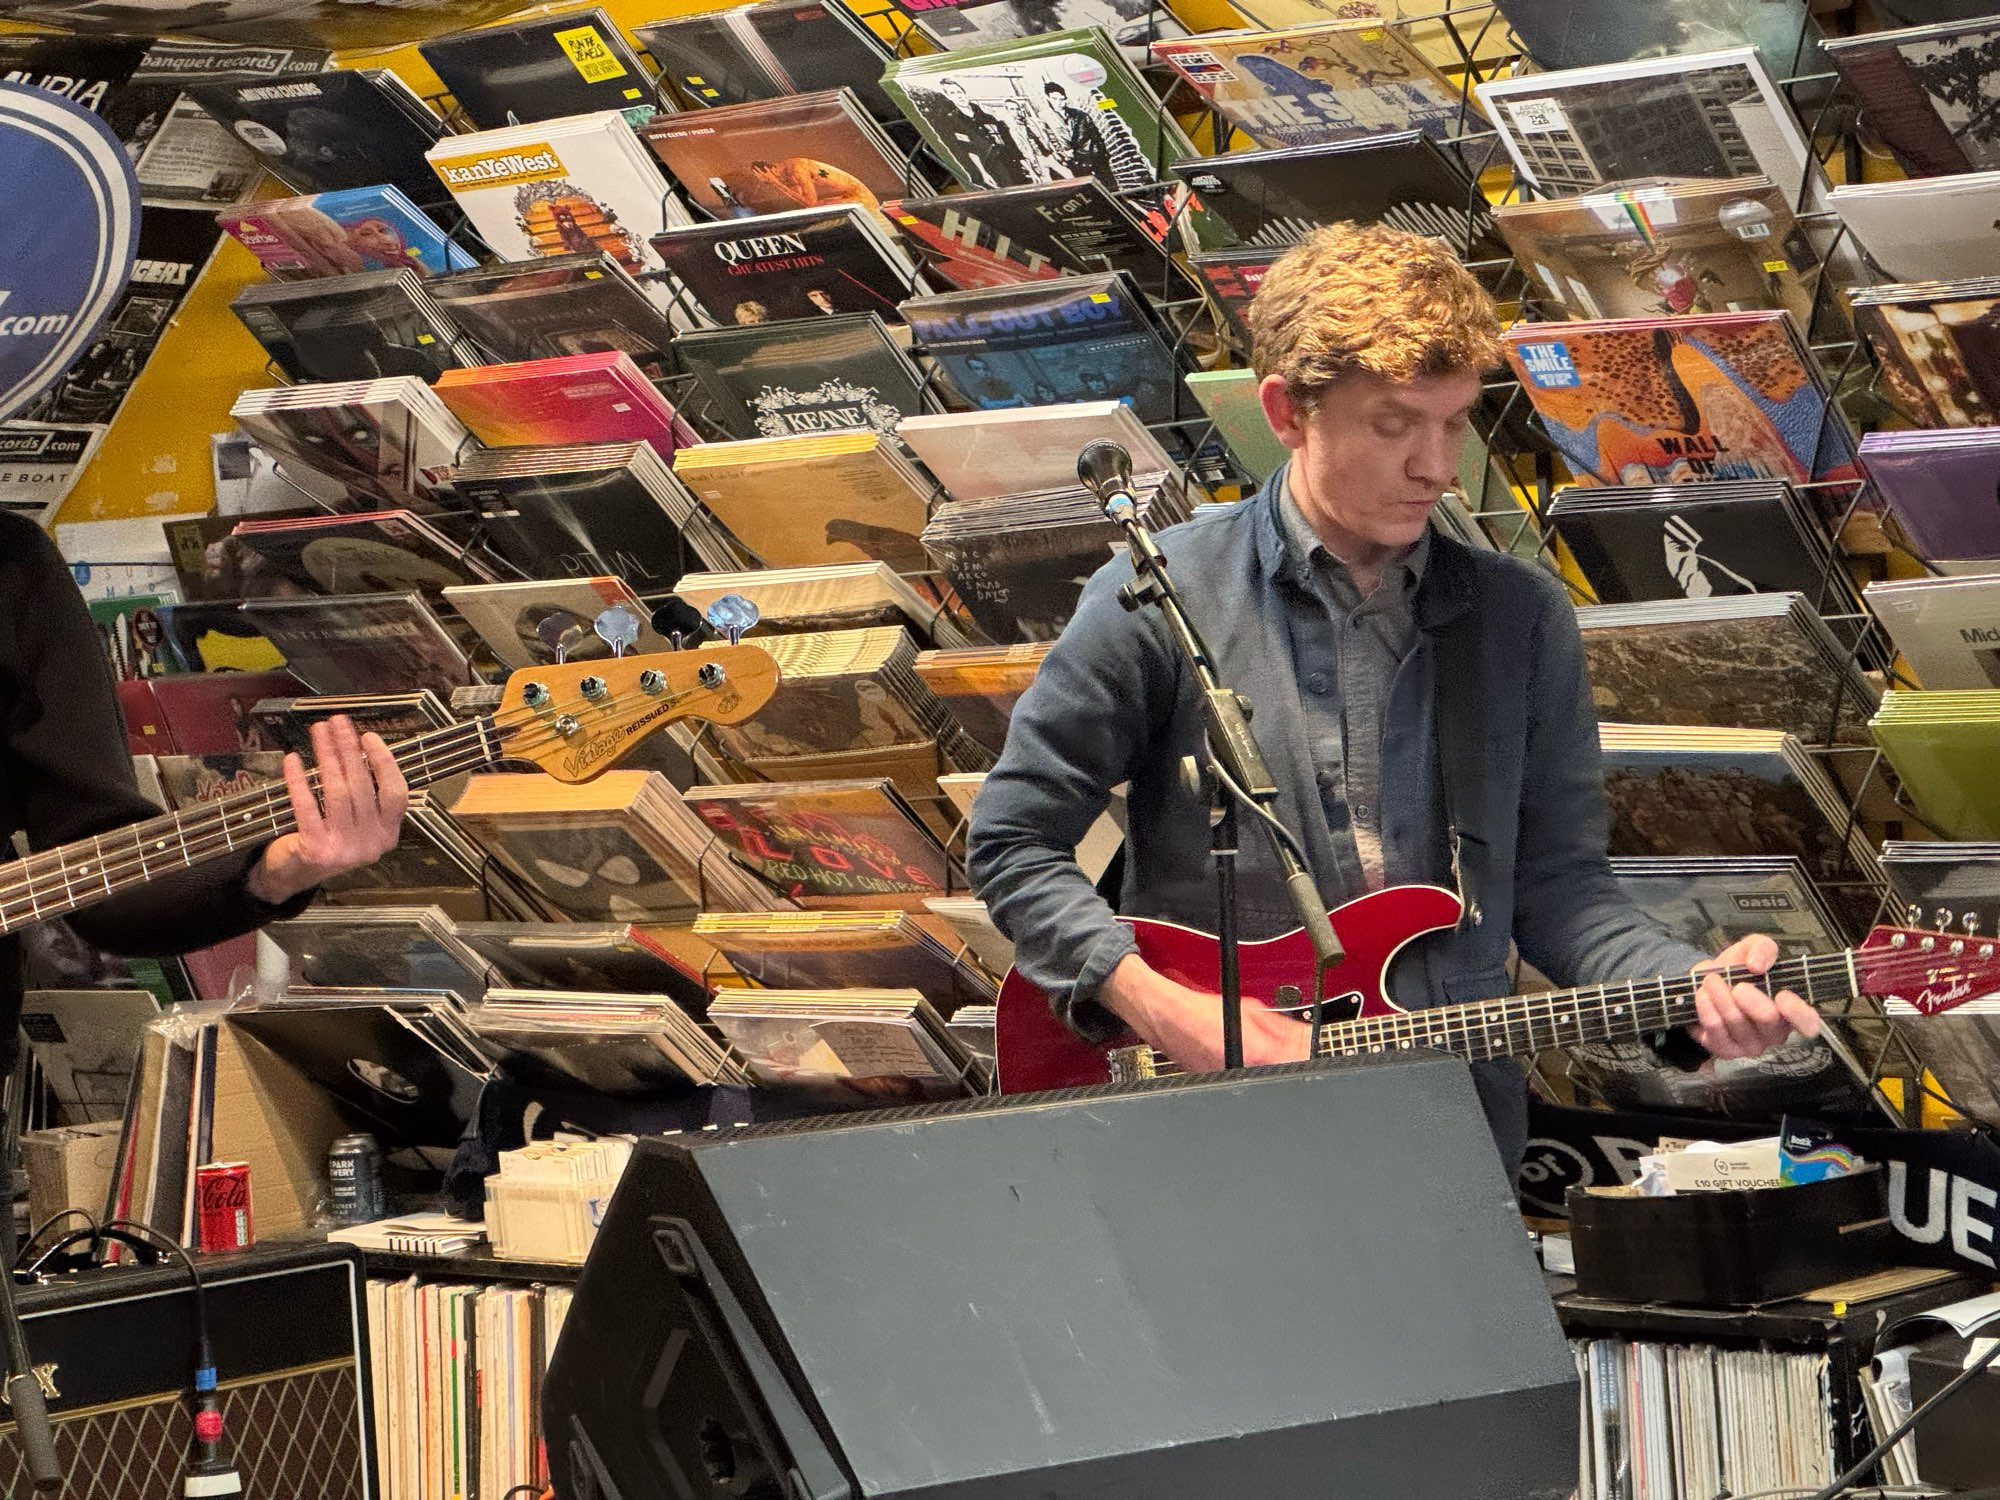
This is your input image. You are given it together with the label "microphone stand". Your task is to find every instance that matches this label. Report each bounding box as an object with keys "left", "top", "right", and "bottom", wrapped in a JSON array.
[
  {"left": 1079, "top": 444, "right": 1344, "bottom": 1069},
  {"left": 0, "top": 1082, "right": 61, "bottom": 1493}
]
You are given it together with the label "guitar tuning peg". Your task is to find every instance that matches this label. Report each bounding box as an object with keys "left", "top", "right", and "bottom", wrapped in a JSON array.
[
  {"left": 1936, "top": 907, "right": 1955, "bottom": 933},
  {"left": 536, "top": 613, "right": 574, "bottom": 665},
  {"left": 704, "top": 594, "right": 759, "bottom": 647},
  {"left": 1964, "top": 913, "right": 1981, "bottom": 937},
  {"left": 593, "top": 606, "right": 642, "bottom": 660},
  {"left": 1908, "top": 904, "right": 1925, "bottom": 929}
]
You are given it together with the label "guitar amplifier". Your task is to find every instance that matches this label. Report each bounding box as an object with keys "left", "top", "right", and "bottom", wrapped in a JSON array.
[
  {"left": 0, "top": 1242, "right": 373, "bottom": 1500},
  {"left": 545, "top": 1054, "right": 1579, "bottom": 1500}
]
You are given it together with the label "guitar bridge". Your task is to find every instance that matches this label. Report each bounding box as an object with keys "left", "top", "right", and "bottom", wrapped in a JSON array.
[{"left": 1107, "top": 1046, "right": 1159, "bottom": 1085}]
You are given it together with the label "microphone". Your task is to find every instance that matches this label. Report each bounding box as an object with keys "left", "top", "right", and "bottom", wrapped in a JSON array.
[{"left": 1076, "top": 440, "right": 1138, "bottom": 520}]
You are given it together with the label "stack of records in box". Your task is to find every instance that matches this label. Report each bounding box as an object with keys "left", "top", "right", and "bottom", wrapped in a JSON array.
[
  {"left": 1492, "top": 176, "right": 1821, "bottom": 329},
  {"left": 426, "top": 112, "right": 692, "bottom": 278},
  {"left": 635, "top": 0, "right": 898, "bottom": 120},
  {"left": 452, "top": 919, "right": 718, "bottom": 1014},
  {"left": 218, "top": 184, "right": 477, "bottom": 279},
  {"left": 923, "top": 474, "right": 1191, "bottom": 645},
  {"left": 675, "top": 429, "right": 933, "bottom": 575},
  {"left": 434, "top": 351, "right": 697, "bottom": 457},
  {"left": 706, "top": 988, "right": 982, "bottom": 1100},
  {"left": 675, "top": 562, "right": 973, "bottom": 648},
  {"left": 443, "top": 576, "right": 672, "bottom": 671},
  {"left": 231, "top": 268, "right": 482, "bottom": 383},
  {"left": 1577, "top": 593, "right": 1878, "bottom": 745},
  {"left": 1501, "top": 310, "right": 1862, "bottom": 498},
  {"left": 882, "top": 27, "right": 1194, "bottom": 194},
  {"left": 1859, "top": 427, "right": 2000, "bottom": 567},
  {"left": 1172, "top": 131, "right": 1501, "bottom": 258},
  {"left": 898, "top": 400, "right": 1173, "bottom": 503},
  {"left": 912, "top": 641, "right": 1050, "bottom": 755},
  {"left": 1870, "top": 690, "right": 2000, "bottom": 840},
  {"left": 1596, "top": 721, "right": 1886, "bottom": 936},
  {"left": 1153, "top": 21, "right": 1475, "bottom": 150},
  {"left": 638, "top": 88, "right": 927, "bottom": 220},
  {"left": 1546, "top": 481, "right": 1873, "bottom": 660},
  {"left": 1849, "top": 278, "right": 2000, "bottom": 428},
  {"left": 449, "top": 768, "right": 789, "bottom": 923},
  {"left": 675, "top": 312, "right": 928, "bottom": 440},
  {"left": 426, "top": 253, "right": 679, "bottom": 381},
  {"left": 452, "top": 440, "right": 744, "bottom": 595},
  {"left": 697, "top": 625, "right": 993, "bottom": 794},
  {"left": 1864, "top": 575, "right": 2000, "bottom": 690},
  {"left": 649, "top": 203, "right": 923, "bottom": 326},
  {"left": 230, "top": 376, "right": 472, "bottom": 514},
  {"left": 683, "top": 777, "right": 957, "bottom": 909},
  {"left": 922, "top": 895, "right": 1013, "bottom": 977},
  {"left": 693, "top": 909, "right": 996, "bottom": 1011},
  {"left": 418, "top": 9, "right": 661, "bottom": 129},
  {"left": 462, "top": 988, "right": 748, "bottom": 1092}
]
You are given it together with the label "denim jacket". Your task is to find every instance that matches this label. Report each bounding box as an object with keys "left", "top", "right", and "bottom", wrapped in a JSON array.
[{"left": 966, "top": 467, "right": 1707, "bottom": 1163}]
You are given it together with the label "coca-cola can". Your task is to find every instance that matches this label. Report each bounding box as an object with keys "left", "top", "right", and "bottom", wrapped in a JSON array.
[{"left": 196, "top": 1161, "right": 254, "bottom": 1252}]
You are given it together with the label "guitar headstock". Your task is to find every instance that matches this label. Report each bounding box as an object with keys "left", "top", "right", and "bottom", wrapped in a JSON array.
[
  {"left": 494, "top": 645, "right": 779, "bottom": 783},
  {"left": 1857, "top": 910, "right": 2000, "bottom": 1015}
]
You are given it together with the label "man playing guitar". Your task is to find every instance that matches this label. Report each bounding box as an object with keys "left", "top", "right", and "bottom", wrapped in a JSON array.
[{"left": 966, "top": 223, "right": 1817, "bottom": 1170}]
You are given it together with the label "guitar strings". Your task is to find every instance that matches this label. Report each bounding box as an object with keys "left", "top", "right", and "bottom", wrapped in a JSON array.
[{"left": 0, "top": 674, "right": 729, "bottom": 927}]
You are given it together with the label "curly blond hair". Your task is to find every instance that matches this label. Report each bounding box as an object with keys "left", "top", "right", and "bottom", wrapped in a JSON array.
[{"left": 1248, "top": 222, "right": 1502, "bottom": 402}]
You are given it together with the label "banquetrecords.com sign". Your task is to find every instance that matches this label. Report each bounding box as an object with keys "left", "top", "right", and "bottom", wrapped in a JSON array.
[{"left": 0, "top": 82, "right": 140, "bottom": 422}]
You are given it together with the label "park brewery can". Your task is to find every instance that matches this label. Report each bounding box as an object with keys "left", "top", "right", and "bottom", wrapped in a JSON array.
[{"left": 328, "top": 1133, "right": 386, "bottom": 1223}]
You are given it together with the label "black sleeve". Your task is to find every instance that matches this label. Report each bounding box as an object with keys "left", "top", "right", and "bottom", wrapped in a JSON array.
[{"left": 0, "top": 516, "right": 310, "bottom": 957}]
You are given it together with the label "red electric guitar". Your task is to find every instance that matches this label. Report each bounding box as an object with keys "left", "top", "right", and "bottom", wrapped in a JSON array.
[{"left": 994, "top": 884, "right": 1990, "bottom": 1093}]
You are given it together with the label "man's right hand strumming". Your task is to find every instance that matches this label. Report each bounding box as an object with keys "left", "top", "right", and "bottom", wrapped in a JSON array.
[{"left": 1098, "top": 953, "right": 1313, "bottom": 1074}]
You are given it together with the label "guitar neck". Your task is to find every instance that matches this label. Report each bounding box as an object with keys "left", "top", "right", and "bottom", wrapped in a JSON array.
[
  {"left": 0, "top": 716, "right": 501, "bottom": 938},
  {"left": 1314, "top": 950, "right": 1863, "bottom": 1065}
]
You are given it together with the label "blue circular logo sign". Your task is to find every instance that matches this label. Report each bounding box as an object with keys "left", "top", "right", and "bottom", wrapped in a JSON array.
[{"left": 0, "top": 83, "right": 140, "bottom": 423}]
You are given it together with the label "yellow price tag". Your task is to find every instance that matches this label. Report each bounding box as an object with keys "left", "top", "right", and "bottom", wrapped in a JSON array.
[
  {"left": 585, "top": 270, "right": 604, "bottom": 279},
  {"left": 1090, "top": 292, "right": 1112, "bottom": 302},
  {"left": 416, "top": 333, "right": 436, "bottom": 345},
  {"left": 554, "top": 25, "right": 629, "bottom": 85},
  {"left": 1762, "top": 258, "right": 1789, "bottom": 273},
  {"left": 1360, "top": 28, "right": 1383, "bottom": 39}
]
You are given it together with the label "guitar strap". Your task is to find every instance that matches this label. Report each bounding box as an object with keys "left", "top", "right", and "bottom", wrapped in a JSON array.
[{"left": 1429, "top": 560, "right": 1489, "bottom": 932}]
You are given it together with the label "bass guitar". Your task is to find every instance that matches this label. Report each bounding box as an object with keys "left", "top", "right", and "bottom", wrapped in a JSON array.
[
  {"left": 0, "top": 647, "right": 777, "bottom": 938},
  {"left": 994, "top": 883, "right": 1985, "bottom": 1093}
]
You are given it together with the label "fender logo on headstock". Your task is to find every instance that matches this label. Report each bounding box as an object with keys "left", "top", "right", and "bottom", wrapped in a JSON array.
[{"left": 1913, "top": 968, "right": 1977, "bottom": 1016}]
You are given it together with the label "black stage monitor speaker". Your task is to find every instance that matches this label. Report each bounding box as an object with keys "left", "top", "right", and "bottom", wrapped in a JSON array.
[{"left": 544, "top": 1055, "right": 1579, "bottom": 1500}]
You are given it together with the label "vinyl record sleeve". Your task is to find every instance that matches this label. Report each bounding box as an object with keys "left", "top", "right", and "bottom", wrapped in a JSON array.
[
  {"left": 420, "top": 10, "right": 657, "bottom": 129},
  {"left": 183, "top": 69, "right": 447, "bottom": 205}
]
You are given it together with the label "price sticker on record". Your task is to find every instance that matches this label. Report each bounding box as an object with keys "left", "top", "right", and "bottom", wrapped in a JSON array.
[{"left": 0, "top": 83, "right": 140, "bottom": 423}]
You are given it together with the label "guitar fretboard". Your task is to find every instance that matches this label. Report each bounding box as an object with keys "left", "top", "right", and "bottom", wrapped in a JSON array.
[
  {"left": 1313, "top": 952, "right": 1861, "bottom": 1063},
  {"left": 0, "top": 717, "right": 499, "bottom": 938}
]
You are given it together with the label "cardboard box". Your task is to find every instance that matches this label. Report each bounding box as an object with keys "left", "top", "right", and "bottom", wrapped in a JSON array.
[{"left": 22, "top": 1120, "right": 123, "bottom": 1233}]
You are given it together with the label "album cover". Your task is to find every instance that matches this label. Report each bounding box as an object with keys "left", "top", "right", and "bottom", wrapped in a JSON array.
[
  {"left": 1852, "top": 282, "right": 2000, "bottom": 428},
  {"left": 442, "top": 576, "right": 671, "bottom": 671},
  {"left": 883, "top": 177, "right": 1177, "bottom": 289},
  {"left": 883, "top": 27, "right": 1195, "bottom": 193},
  {"left": 433, "top": 351, "right": 693, "bottom": 455},
  {"left": 0, "top": 33, "right": 148, "bottom": 125},
  {"left": 913, "top": 0, "right": 1184, "bottom": 56},
  {"left": 1495, "top": 177, "right": 1820, "bottom": 328},
  {"left": 1496, "top": 0, "right": 1820, "bottom": 79},
  {"left": 229, "top": 377, "right": 471, "bottom": 513},
  {"left": 239, "top": 592, "right": 481, "bottom": 696},
  {"left": 1502, "top": 311, "right": 1861, "bottom": 490},
  {"left": 427, "top": 113, "right": 688, "bottom": 279},
  {"left": 452, "top": 922, "right": 713, "bottom": 1012},
  {"left": 677, "top": 314, "right": 929, "bottom": 438},
  {"left": 1154, "top": 21, "right": 1474, "bottom": 150},
  {"left": 902, "top": 272, "right": 1184, "bottom": 424},
  {"left": 1873, "top": 691, "right": 2000, "bottom": 842},
  {"left": 452, "top": 444, "right": 719, "bottom": 597},
  {"left": 1170, "top": 131, "right": 1502, "bottom": 256},
  {"left": 426, "top": 253, "right": 678, "bottom": 381},
  {"left": 638, "top": 88, "right": 917, "bottom": 219},
  {"left": 219, "top": 185, "right": 477, "bottom": 279},
  {"left": 694, "top": 912, "right": 994, "bottom": 1009},
  {"left": 153, "top": 750, "right": 291, "bottom": 809},
  {"left": 1578, "top": 596, "right": 1876, "bottom": 744},
  {"left": 116, "top": 39, "right": 332, "bottom": 206},
  {"left": 1826, "top": 17, "right": 2000, "bottom": 177},
  {"left": 675, "top": 431, "right": 934, "bottom": 573},
  {"left": 1866, "top": 575, "right": 2000, "bottom": 690},
  {"left": 149, "top": 669, "right": 305, "bottom": 754},
  {"left": 420, "top": 9, "right": 658, "bottom": 129},
  {"left": 1189, "top": 249, "right": 1269, "bottom": 348},
  {"left": 1858, "top": 428, "right": 2000, "bottom": 563},
  {"left": 183, "top": 68, "right": 448, "bottom": 206},
  {"left": 1185, "top": 367, "right": 1290, "bottom": 482},
  {"left": 912, "top": 643, "right": 1048, "bottom": 754},
  {"left": 637, "top": 0, "right": 898, "bottom": 120},
  {"left": 650, "top": 205, "right": 919, "bottom": 327},
  {"left": 230, "top": 270, "right": 478, "bottom": 384},
  {"left": 14, "top": 206, "right": 221, "bottom": 430},
  {"left": 686, "top": 779, "right": 952, "bottom": 908},
  {"left": 224, "top": 511, "right": 487, "bottom": 598},
  {"left": 1829, "top": 173, "right": 2000, "bottom": 284},
  {"left": 1477, "top": 49, "right": 1823, "bottom": 207}
]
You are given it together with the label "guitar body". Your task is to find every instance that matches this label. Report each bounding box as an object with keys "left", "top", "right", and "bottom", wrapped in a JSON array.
[{"left": 995, "top": 884, "right": 1466, "bottom": 1093}]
